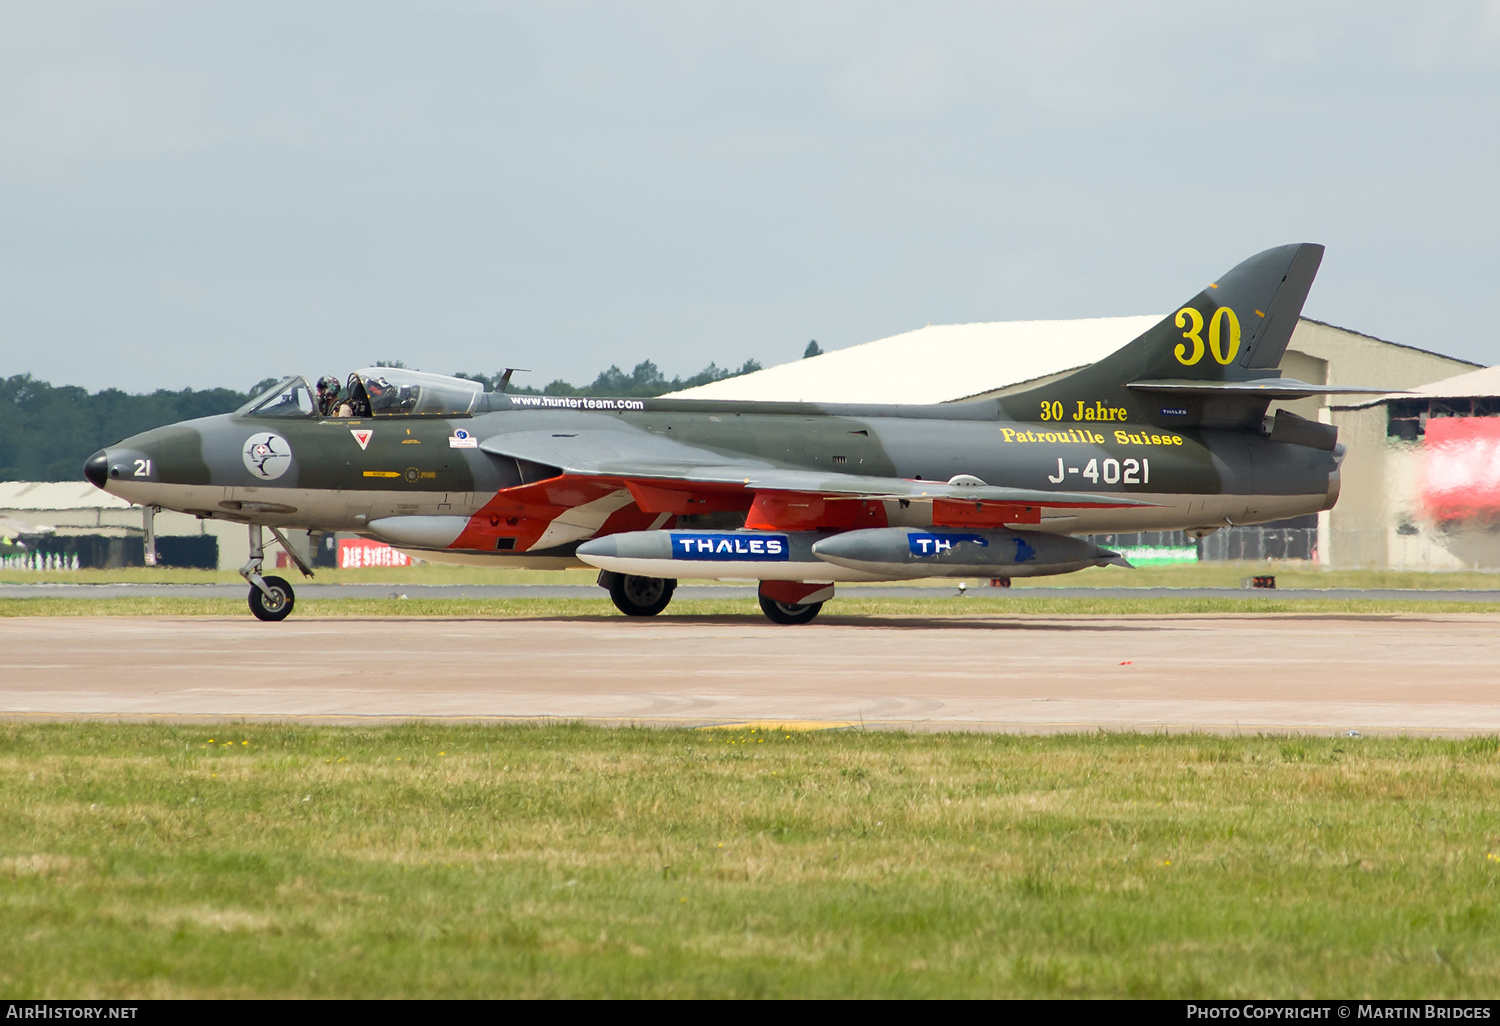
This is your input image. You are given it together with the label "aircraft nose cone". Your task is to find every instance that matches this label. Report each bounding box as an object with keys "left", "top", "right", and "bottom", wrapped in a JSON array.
[{"left": 84, "top": 450, "right": 108, "bottom": 489}]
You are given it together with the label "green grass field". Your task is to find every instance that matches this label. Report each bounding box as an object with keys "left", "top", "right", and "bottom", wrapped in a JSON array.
[{"left": 3, "top": 724, "right": 1500, "bottom": 998}]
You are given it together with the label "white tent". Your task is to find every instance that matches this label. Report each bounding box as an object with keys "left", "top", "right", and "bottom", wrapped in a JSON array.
[
  {"left": 666, "top": 315, "right": 1162, "bottom": 405},
  {"left": 0, "top": 481, "right": 131, "bottom": 510}
]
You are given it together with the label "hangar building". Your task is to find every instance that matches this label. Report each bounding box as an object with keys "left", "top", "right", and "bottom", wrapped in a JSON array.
[
  {"left": 0, "top": 481, "right": 235, "bottom": 570},
  {"left": 1334, "top": 364, "right": 1500, "bottom": 569}
]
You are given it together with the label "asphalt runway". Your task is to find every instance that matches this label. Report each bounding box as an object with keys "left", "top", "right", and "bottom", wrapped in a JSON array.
[
  {"left": 3, "top": 612, "right": 1498, "bottom": 735},
  {"left": 5, "top": 582, "right": 1500, "bottom": 602}
]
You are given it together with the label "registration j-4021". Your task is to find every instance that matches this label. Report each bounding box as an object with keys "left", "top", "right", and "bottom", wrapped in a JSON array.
[{"left": 1048, "top": 457, "right": 1148, "bottom": 485}]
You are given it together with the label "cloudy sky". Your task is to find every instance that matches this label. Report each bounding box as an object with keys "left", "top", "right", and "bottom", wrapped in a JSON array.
[{"left": 3, "top": 1, "right": 1499, "bottom": 393}]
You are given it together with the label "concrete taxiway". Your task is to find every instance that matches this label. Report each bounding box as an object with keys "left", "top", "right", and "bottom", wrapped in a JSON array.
[
  {"left": 4, "top": 582, "right": 1500, "bottom": 602},
  {"left": 3, "top": 613, "right": 1498, "bottom": 735}
]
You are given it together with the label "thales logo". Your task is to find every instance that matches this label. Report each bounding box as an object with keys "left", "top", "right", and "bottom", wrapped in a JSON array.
[
  {"left": 907, "top": 532, "right": 988, "bottom": 557},
  {"left": 669, "top": 533, "right": 788, "bottom": 561}
]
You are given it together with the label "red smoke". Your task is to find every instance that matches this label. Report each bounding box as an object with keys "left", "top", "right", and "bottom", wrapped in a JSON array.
[{"left": 1420, "top": 417, "right": 1500, "bottom": 520}]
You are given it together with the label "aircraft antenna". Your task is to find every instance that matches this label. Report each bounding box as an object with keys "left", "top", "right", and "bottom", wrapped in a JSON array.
[{"left": 498, "top": 368, "right": 531, "bottom": 392}]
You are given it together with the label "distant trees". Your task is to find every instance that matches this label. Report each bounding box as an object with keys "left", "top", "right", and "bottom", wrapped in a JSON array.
[
  {"left": 453, "top": 358, "right": 762, "bottom": 397},
  {"left": 1, "top": 356, "right": 765, "bottom": 481},
  {"left": 0, "top": 374, "right": 255, "bottom": 483},
  {"left": 803, "top": 340, "right": 822, "bottom": 358}
]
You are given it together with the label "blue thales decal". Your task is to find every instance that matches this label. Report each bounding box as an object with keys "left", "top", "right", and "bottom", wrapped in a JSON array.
[
  {"left": 908, "top": 533, "right": 988, "bottom": 557},
  {"left": 670, "top": 533, "right": 789, "bottom": 561}
]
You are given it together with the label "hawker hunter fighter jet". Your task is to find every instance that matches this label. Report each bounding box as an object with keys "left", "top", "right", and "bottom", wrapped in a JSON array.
[{"left": 86, "top": 243, "right": 1379, "bottom": 623}]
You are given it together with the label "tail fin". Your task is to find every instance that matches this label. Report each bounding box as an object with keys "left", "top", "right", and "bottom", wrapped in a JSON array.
[{"left": 1003, "top": 243, "right": 1325, "bottom": 428}]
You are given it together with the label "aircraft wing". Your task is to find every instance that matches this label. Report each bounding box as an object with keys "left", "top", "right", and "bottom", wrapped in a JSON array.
[
  {"left": 480, "top": 428, "right": 770, "bottom": 477},
  {"left": 479, "top": 428, "right": 1155, "bottom": 509}
]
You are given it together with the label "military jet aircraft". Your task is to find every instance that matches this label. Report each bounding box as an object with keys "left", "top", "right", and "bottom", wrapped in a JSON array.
[{"left": 85, "top": 243, "right": 1380, "bottom": 623}]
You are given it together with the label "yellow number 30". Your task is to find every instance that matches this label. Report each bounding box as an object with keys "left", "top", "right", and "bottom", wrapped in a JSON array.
[{"left": 1174, "top": 306, "right": 1241, "bottom": 366}]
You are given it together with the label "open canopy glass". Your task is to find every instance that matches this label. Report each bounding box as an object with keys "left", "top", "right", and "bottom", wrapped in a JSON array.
[
  {"left": 242, "top": 377, "right": 316, "bottom": 418},
  {"left": 349, "top": 368, "right": 482, "bottom": 418}
]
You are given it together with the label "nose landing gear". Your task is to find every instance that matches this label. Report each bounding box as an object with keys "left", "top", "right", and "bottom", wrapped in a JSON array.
[
  {"left": 249, "top": 575, "right": 295, "bottom": 621},
  {"left": 241, "top": 525, "right": 314, "bottom": 622}
]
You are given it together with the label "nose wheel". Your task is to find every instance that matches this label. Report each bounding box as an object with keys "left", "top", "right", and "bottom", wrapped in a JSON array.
[
  {"left": 248, "top": 575, "right": 295, "bottom": 621},
  {"left": 240, "top": 525, "right": 311, "bottom": 622}
]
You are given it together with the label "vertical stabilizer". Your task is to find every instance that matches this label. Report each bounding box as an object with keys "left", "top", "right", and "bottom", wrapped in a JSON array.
[{"left": 1002, "top": 243, "right": 1324, "bottom": 428}]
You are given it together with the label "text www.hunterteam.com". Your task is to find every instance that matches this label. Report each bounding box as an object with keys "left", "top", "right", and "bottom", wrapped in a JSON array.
[{"left": 509, "top": 396, "right": 646, "bottom": 411}]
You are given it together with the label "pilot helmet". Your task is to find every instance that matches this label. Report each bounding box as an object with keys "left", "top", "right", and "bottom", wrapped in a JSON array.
[{"left": 316, "top": 375, "right": 341, "bottom": 398}]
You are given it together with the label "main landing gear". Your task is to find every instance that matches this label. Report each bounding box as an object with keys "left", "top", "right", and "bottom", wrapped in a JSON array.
[
  {"left": 599, "top": 571, "right": 677, "bottom": 616},
  {"left": 594, "top": 573, "right": 833, "bottom": 624},
  {"left": 241, "top": 524, "right": 315, "bottom": 622},
  {"left": 756, "top": 581, "right": 834, "bottom": 625},
  {"left": 758, "top": 595, "right": 823, "bottom": 625}
]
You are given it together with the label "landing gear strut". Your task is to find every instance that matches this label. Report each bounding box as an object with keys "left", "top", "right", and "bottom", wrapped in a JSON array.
[
  {"left": 240, "top": 525, "right": 314, "bottom": 622},
  {"left": 599, "top": 571, "right": 676, "bottom": 616}
]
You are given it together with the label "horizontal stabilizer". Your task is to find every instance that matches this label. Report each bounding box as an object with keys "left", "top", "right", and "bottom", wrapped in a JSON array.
[{"left": 1126, "top": 378, "right": 1396, "bottom": 400}]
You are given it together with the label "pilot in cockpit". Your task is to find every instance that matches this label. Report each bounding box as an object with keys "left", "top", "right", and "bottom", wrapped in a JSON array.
[{"left": 316, "top": 375, "right": 343, "bottom": 417}]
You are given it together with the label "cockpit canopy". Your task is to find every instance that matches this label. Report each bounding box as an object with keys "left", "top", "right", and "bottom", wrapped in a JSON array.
[
  {"left": 239, "top": 368, "right": 483, "bottom": 419},
  {"left": 353, "top": 368, "right": 482, "bottom": 417},
  {"left": 240, "top": 377, "right": 315, "bottom": 417}
]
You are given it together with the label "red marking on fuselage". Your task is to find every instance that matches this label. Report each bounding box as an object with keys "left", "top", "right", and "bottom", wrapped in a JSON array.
[
  {"left": 625, "top": 480, "right": 751, "bottom": 515},
  {"left": 596, "top": 502, "right": 673, "bottom": 536},
  {"left": 452, "top": 476, "right": 621, "bottom": 551},
  {"left": 746, "top": 492, "right": 887, "bottom": 531},
  {"left": 932, "top": 500, "right": 1040, "bottom": 527}
]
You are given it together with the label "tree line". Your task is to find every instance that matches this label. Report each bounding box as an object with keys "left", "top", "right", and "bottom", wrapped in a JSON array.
[
  {"left": 452, "top": 358, "right": 761, "bottom": 398},
  {"left": 0, "top": 359, "right": 762, "bottom": 481}
]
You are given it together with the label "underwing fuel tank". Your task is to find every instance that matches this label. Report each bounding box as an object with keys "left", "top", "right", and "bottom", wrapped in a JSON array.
[
  {"left": 575, "top": 527, "right": 1129, "bottom": 582},
  {"left": 576, "top": 529, "right": 886, "bottom": 582},
  {"left": 810, "top": 527, "right": 1130, "bottom": 579}
]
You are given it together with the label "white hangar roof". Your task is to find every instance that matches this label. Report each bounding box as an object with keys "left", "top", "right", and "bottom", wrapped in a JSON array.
[
  {"left": 1338, "top": 362, "right": 1500, "bottom": 410},
  {"left": 1395, "top": 363, "right": 1500, "bottom": 401},
  {"left": 666, "top": 315, "right": 1163, "bottom": 405}
]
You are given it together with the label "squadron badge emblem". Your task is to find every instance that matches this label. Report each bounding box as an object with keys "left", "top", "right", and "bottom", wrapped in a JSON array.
[{"left": 242, "top": 432, "right": 293, "bottom": 480}]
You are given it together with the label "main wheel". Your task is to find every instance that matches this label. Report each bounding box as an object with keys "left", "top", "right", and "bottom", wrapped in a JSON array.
[
  {"left": 758, "top": 595, "right": 823, "bottom": 625},
  {"left": 608, "top": 574, "right": 676, "bottom": 617},
  {"left": 248, "top": 575, "right": 295, "bottom": 622}
]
